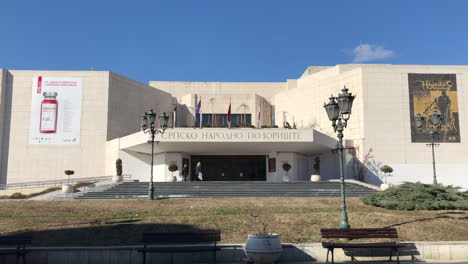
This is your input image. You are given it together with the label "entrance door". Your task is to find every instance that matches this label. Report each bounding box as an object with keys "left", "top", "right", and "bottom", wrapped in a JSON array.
[{"left": 191, "top": 155, "right": 266, "bottom": 181}]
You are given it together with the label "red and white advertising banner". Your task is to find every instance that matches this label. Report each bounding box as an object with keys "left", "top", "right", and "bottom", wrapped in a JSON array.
[{"left": 29, "top": 77, "right": 83, "bottom": 145}]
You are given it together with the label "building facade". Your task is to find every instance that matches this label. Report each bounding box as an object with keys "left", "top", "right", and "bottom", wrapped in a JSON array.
[{"left": 0, "top": 64, "right": 467, "bottom": 188}]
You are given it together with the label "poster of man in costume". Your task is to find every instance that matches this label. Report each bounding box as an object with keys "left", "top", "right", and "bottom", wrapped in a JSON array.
[{"left": 408, "top": 73, "right": 460, "bottom": 143}]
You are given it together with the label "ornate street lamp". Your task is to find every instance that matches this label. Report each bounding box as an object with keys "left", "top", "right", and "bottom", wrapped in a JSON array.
[
  {"left": 415, "top": 111, "right": 442, "bottom": 184},
  {"left": 323, "top": 86, "right": 355, "bottom": 229},
  {"left": 141, "top": 109, "right": 169, "bottom": 200}
]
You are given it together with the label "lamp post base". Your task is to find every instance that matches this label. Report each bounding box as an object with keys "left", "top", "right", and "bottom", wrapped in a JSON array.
[
  {"left": 339, "top": 222, "right": 351, "bottom": 229},
  {"left": 148, "top": 182, "right": 155, "bottom": 200}
]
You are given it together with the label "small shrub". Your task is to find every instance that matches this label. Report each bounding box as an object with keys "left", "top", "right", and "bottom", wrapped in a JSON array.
[
  {"left": 9, "top": 193, "right": 27, "bottom": 199},
  {"left": 380, "top": 165, "right": 393, "bottom": 174},
  {"left": 313, "top": 157, "right": 320, "bottom": 174},
  {"left": 168, "top": 164, "right": 178, "bottom": 172},
  {"left": 65, "top": 170, "right": 75, "bottom": 184},
  {"left": 116, "top": 159, "right": 122, "bottom": 176},
  {"left": 168, "top": 164, "right": 178, "bottom": 178},
  {"left": 282, "top": 163, "right": 291, "bottom": 172},
  {"left": 361, "top": 182, "right": 468, "bottom": 210},
  {"left": 380, "top": 165, "right": 393, "bottom": 184},
  {"left": 244, "top": 203, "right": 274, "bottom": 235}
]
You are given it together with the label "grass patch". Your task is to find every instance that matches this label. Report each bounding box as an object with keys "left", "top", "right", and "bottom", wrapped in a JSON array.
[
  {"left": 213, "top": 208, "right": 243, "bottom": 216},
  {"left": 361, "top": 182, "right": 468, "bottom": 210},
  {"left": 0, "top": 198, "right": 467, "bottom": 246}
]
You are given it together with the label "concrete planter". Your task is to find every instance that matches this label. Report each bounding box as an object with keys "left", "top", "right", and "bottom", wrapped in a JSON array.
[
  {"left": 112, "top": 175, "right": 123, "bottom": 183},
  {"left": 61, "top": 184, "right": 74, "bottom": 194},
  {"left": 167, "top": 175, "right": 177, "bottom": 182},
  {"left": 310, "top": 174, "right": 321, "bottom": 182},
  {"left": 380, "top": 183, "right": 391, "bottom": 191},
  {"left": 245, "top": 234, "right": 282, "bottom": 264}
]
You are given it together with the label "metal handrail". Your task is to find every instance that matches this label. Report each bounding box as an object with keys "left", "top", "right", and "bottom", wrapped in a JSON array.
[{"left": 0, "top": 174, "right": 132, "bottom": 190}]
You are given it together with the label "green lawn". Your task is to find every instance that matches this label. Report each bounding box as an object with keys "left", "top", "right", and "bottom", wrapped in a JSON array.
[{"left": 0, "top": 198, "right": 467, "bottom": 246}]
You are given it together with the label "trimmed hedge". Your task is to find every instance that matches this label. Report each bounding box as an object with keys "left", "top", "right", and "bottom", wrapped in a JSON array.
[
  {"left": 0, "top": 187, "right": 62, "bottom": 199},
  {"left": 361, "top": 182, "right": 468, "bottom": 210}
]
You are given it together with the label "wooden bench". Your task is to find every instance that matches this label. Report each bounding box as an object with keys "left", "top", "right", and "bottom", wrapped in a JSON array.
[
  {"left": 0, "top": 235, "right": 32, "bottom": 264},
  {"left": 139, "top": 231, "right": 221, "bottom": 264},
  {"left": 321, "top": 228, "right": 404, "bottom": 264}
]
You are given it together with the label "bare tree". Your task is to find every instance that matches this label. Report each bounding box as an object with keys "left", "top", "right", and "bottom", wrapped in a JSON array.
[{"left": 349, "top": 147, "right": 374, "bottom": 182}]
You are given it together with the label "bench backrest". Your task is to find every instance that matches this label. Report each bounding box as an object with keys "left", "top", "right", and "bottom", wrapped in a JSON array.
[
  {"left": 321, "top": 228, "right": 398, "bottom": 239},
  {"left": 142, "top": 231, "right": 221, "bottom": 244},
  {"left": 0, "top": 236, "right": 32, "bottom": 245}
]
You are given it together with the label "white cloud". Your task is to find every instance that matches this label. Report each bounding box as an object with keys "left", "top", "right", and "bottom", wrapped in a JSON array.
[{"left": 352, "top": 44, "right": 394, "bottom": 63}]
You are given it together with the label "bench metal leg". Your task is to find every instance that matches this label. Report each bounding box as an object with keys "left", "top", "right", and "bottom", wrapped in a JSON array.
[
  {"left": 325, "top": 248, "right": 335, "bottom": 264},
  {"left": 212, "top": 242, "right": 217, "bottom": 264},
  {"left": 396, "top": 247, "right": 400, "bottom": 264},
  {"left": 15, "top": 246, "right": 27, "bottom": 264},
  {"left": 142, "top": 246, "right": 147, "bottom": 264},
  {"left": 388, "top": 247, "right": 400, "bottom": 264}
]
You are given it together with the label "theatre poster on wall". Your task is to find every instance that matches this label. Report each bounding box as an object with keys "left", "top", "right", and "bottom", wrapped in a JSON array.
[
  {"left": 29, "top": 77, "right": 82, "bottom": 145},
  {"left": 408, "top": 73, "right": 460, "bottom": 143}
]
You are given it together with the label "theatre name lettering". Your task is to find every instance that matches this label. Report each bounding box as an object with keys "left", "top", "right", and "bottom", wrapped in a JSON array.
[{"left": 160, "top": 130, "right": 305, "bottom": 141}]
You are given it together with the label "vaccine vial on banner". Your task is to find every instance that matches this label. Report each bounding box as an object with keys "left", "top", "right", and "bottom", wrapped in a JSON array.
[{"left": 40, "top": 92, "right": 58, "bottom": 133}]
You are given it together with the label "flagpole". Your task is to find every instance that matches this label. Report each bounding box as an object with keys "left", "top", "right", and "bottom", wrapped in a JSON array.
[
  {"left": 199, "top": 96, "right": 202, "bottom": 129},
  {"left": 257, "top": 101, "right": 261, "bottom": 128},
  {"left": 228, "top": 97, "right": 231, "bottom": 129},
  {"left": 173, "top": 104, "right": 177, "bottom": 128}
]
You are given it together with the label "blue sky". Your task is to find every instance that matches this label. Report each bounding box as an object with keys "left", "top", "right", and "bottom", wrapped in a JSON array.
[{"left": 1, "top": 0, "right": 467, "bottom": 83}]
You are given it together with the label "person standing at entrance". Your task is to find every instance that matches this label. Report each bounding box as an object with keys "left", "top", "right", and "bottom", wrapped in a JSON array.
[
  {"left": 195, "top": 161, "right": 203, "bottom": 181},
  {"left": 181, "top": 163, "right": 189, "bottom": 182}
]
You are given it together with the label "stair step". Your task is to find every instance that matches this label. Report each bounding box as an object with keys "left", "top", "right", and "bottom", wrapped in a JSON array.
[{"left": 75, "top": 181, "right": 377, "bottom": 200}]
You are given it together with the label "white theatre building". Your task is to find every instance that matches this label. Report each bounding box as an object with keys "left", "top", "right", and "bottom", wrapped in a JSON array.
[{"left": 0, "top": 64, "right": 467, "bottom": 188}]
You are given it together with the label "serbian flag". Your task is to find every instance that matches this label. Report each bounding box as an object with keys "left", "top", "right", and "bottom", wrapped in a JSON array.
[
  {"left": 227, "top": 99, "right": 232, "bottom": 129},
  {"left": 195, "top": 97, "right": 202, "bottom": 128}
]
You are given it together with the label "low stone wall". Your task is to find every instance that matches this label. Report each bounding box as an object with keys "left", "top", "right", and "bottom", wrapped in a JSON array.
[{"left": 0, "top": 242, "right": 467, "bottom": 263}]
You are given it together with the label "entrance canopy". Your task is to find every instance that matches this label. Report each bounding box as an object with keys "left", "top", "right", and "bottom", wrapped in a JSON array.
[{"left": 119, "top": 128, "right": 337, "bottom": 155}]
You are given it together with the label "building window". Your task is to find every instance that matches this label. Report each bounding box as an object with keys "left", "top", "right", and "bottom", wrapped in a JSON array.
[{"left": 198, "top": 114, "right": 252, "bottom": 127}]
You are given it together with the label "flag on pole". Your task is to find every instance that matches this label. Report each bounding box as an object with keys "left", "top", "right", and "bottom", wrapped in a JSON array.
[
  {"left": 257, "top": 101, "right": 262, "bottom": 128},
  {"left": 227, "top": 98, "right": 232, "bottom": 129},
  {"left": 195, "top": 97, "right": 202, "bottom": 128}
]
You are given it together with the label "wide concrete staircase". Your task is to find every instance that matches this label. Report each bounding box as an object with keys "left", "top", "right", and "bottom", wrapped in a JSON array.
[{"left": 75, "top": 181, "right": 377, "bottom": 199}]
